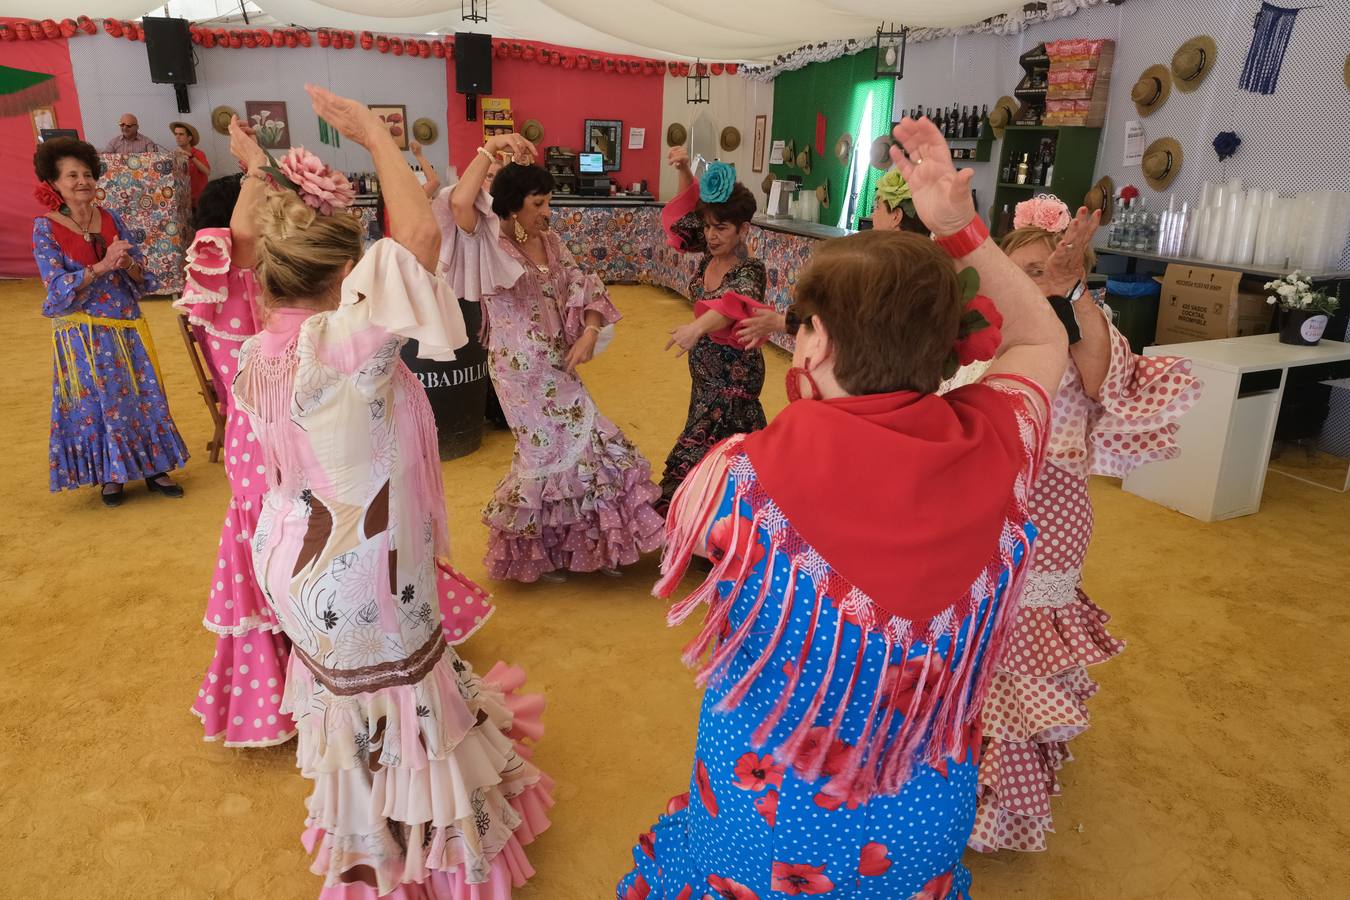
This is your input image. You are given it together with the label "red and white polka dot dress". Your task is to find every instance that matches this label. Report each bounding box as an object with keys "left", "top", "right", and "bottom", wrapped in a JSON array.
[{"left": 969, "top": 304, "right": 1200, "bottom": 853}]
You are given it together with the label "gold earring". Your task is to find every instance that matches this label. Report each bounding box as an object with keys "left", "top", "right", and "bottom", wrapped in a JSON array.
[{"left": 512, "top": 216, "right": 528, "bottom": 244}]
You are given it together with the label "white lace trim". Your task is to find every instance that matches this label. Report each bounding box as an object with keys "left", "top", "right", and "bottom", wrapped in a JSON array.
[{"left": 1019, "top": 569, "right": 1080, "bottom": 609}]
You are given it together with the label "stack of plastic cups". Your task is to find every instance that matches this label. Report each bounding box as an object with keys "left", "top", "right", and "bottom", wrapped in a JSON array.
[
  {"left": 1185, "top": 181, "right": 1214, "bottom": 258},
  {"left": 1218, "top": 181, "right": 1245, "bottom": 263},
  {"left": 1233, "top": 189, "right": 1264, "bottom": 266},
  {"left": 1201, "top": 181, "right": 1227, "bottom": 261},
  {"left": 1253, "top": 190, "right": 1279, "bottom": 267}
]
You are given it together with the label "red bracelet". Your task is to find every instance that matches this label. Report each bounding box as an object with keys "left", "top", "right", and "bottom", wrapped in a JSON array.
[{"left": 933, "top": 216, "right": 990, "bottom": 259}]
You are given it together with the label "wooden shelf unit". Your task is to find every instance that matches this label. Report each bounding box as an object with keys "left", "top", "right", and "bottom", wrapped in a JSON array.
[{"left": 992, "top": 125, "right": 1101, "bottom": 234}]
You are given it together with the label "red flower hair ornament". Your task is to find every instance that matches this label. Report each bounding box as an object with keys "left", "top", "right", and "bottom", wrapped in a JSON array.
[
  {"left": 35, "top": 182, "right": 65, "bottom": 212},
  {"left": 945, "top": 267, "right": 1004, "bottom": 377}
]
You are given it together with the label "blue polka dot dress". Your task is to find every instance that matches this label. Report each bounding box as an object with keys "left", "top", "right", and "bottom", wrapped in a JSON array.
[{"left": 618, "top": 385, "right": 1047, "bottom": 900}]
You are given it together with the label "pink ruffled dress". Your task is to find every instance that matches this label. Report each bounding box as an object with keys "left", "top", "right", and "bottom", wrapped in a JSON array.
[
  {"left": 969, "top": 303, "right": 1201, "bottom": 853},
  {"left": 434, "top": 191, "right": 664, "bottom": 583},
  {"left": 234, "top": 239, "right": 552, "bottom": 898},
  {"left": 177, "top": 229, "right": 296, "bottom": 748}
]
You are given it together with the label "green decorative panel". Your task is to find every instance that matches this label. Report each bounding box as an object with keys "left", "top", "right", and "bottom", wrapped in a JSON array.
[{"left": 770, "top": 52, "right": 895, "bottom": 230}]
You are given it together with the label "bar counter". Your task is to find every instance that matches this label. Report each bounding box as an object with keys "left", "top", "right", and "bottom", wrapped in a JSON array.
[{"left": 551, "top": 198, "right": 849, "bottom": 349}]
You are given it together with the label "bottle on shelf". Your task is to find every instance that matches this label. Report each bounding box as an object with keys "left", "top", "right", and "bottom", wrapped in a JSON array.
[
  {"left": 979, "top": 103, "right": 989, "bottom": 133},
  {"left": 1016, "top": 153, "right": 1030, "bottom": 185},
  {"left": 1132, "top": 197, "right": 1154, "bottom": 252},
  {"left": 997, "top": 202, "right": 1013, "bottom": 236},
  {"left": 947, "top": 106, "right": 959, "bottom": 137},
  {"left": 1115, "top": 198, "right": 1135, "bottom": 249},
  {"left": 1105, "top": 197, "right": 1121, "bottom": 248}
]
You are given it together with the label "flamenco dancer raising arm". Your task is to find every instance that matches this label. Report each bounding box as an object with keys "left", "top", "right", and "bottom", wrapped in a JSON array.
[{"left": 891, "top": 115, "right": 1082, "bottom": 400}]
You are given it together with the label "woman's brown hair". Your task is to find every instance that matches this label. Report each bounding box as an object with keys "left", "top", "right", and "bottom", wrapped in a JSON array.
[
  {"left": 33, "top": 137, "right": 103, "bottom": 183},
  {"left": 254, "top": 189, "right": 364, "bottom": 305},
  {"left": 696, "top": 182, "right": 757, "bottom": 227},
  {"left": 793, "top": 230, "right": 962, "bottom": 395}
]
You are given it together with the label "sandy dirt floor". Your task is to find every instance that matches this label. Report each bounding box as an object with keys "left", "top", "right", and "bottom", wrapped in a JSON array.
[{"left": 1, "top": 279, "right": 1346, "bottom": 899}]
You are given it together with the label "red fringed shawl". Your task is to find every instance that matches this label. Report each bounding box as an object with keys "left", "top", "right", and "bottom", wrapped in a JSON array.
[{"left": 656, "top": 379, "right": 1049, "bottom": 796}]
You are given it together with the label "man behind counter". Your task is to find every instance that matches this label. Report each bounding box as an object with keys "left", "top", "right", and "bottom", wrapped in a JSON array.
[{"left": 103, "top": 114, "right": 162, "bottom": 154}]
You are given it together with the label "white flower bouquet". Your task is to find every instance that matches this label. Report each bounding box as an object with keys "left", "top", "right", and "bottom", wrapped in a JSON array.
[{"left": 1264, "top": 271, "right": 1340, "bottom": 315}]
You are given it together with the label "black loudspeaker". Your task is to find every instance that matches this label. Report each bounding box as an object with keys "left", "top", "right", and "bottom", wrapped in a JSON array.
[
  {"left": 455, "top": 32, "right": 493, "bottom": 94},
  {"left": 144, "top": 17, "right": 196, "bottom": 85}
]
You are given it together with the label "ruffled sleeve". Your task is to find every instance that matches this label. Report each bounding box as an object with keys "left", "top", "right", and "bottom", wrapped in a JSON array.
[
  {"left": 1086, "top": 306, "right": 1202, "bottom": 479},
  {"left": 174, "top": 227, "right": 262, "bottom": 340},
  {"left": 431, "top": 186, "right": 525, "bottom": 301},
  {"left": 694, "top": 258, "right": 770, "bottom": 347},
  {"left": 554, "top": 233, "right": 621, "bottom": 346},
  {"left": 32, "top": 217, "right": 87, "bottom": 317},
  {"left": 661, "top": 179, "right": 707, "bottom": 254}
]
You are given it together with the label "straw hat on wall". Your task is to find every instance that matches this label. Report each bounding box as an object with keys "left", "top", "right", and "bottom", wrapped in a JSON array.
[
  {"left": 1171, "top": 36, "right": 1217, "bottom": 92},
  {"left": 1132, "top": 64, "right": 1172, "bottom": 117},
  {"left": 1084, "top": 175, "right": 1115, "bottom": 224},
  {"left": 988, "top": 96, "right": 1018, "bottom": 139},
  {"left": 1142, "top": 137, "right": 1183, "bottom": 190},
  {"left": 666, "top": 123, "right": 688, "bottom": 147},
  {"left": 720, "top": 126, "right": 741, "bottom": 152}
]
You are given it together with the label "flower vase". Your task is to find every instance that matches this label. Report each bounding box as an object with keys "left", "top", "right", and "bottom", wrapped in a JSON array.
[{"left": 1278, "top": 308, "right": 1329, "bottom": 346}]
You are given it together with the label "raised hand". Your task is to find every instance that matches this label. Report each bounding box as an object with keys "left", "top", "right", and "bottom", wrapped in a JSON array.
[
  {"left": 486, "top": 133, "right": 538, "bottom": 166},
  {"left": 1043, "top": 207, "right": 1102, "bottom": 296},
  {"left": 228, "top": 115, "right": 268, "bottom": 171},
  {"left": 888, "top": 117, "right": 976, "bottom": 236},
  {"left": 668, "top": 146, "right": 692, "bottom": 171},
  {"left": 305, "top": 84, "right": 387, "bottom": 150}
]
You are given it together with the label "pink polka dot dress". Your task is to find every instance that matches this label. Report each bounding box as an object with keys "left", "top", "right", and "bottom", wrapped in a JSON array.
[
  {"left": 177, "top": 229, "right": 297, "bottom": 748},
  {"left": 968, "top": 301, "right": 1201, "bottom": 853}
]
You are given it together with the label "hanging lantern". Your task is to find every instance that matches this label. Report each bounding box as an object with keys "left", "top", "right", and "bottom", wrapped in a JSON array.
[
  {"left": 462, "top": 0, "right": 487, "bottom": 23},
  {"left": 874, "top": 23, "right": 908, "bottom": 79},
  {"left": 687, "top": 58, "right": 710, "bottom": 103}
]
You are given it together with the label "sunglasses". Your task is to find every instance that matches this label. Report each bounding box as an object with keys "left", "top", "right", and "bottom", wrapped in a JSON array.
[{"left": 784, "top": 305, "right": 806, "bottom": 333}]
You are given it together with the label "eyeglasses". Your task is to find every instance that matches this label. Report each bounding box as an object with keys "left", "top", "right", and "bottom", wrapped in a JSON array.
[{"left": 784, "top": 305, "right": 804, "bottom": 333}]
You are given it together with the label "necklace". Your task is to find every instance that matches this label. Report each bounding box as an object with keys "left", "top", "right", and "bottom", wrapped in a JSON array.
[{"left": 72, "top": 205, "right": 97, "bottom": 243}]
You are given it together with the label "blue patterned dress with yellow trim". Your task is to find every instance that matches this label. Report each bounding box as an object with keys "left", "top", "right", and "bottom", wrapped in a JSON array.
[{"left": 32, "top": 209, "right": 189, "bottom": 492}]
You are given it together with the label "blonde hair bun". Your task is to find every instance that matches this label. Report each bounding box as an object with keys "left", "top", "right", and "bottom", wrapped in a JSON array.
[{"left": 255, "top": 188, "right": 364, "bottom": 305}]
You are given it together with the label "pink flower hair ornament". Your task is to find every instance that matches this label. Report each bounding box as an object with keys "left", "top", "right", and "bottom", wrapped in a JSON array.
[
  {"left": 258, "top": 146, "right": 355, "bottom": 215},
  {"left": 1013, "top": 193, "right": 1072, "bottom": 233}
]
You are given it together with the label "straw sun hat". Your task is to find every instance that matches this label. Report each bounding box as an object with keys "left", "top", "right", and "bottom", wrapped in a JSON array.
[
  {"left": 987, "top": 96, "right": 1018, "bottom": 139},
  {"left": 1171, "top": 35, "right": 1217, "bottom": 92},
  {"left": 169, "top": 121, "right": 200, "bottom": 146},
  {"left": 1142, "top": 137, "right": 1182, "bottom": 190},
  {"left": 1132, "top": 64, "right": 1172, "bottom": 117}
]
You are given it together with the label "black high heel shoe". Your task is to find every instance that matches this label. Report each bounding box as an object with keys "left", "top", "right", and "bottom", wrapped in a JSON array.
[
  {"left": 101, "top": 482, "right": 125, "bottom": 508},
  {"left": 145, "top": 473, "right": 184, "bottom": 498}
]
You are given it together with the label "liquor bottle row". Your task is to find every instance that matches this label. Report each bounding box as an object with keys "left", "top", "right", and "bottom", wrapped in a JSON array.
[
  {"left": 901, "top": 104, "right": 989, "bottom": 140},
  {"left": 347, "top": 171, "right": 381, "bottom": 196},
  {"left": 1000, "top": 137, "right": 1057, "bottom": 186}
]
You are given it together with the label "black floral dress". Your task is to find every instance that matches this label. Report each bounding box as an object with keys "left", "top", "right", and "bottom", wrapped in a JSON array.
[{"left": 658, "top": 212, "right": 768, "bottom": 514}]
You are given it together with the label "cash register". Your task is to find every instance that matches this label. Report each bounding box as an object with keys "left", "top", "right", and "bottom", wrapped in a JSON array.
[{"left": 577, "top": 151, "right": 610, "bottom": 197}]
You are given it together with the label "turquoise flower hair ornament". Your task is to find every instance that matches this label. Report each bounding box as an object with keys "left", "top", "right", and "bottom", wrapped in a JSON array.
[{"left": 700, "top": 162, "right": 737, "bottom": 203}]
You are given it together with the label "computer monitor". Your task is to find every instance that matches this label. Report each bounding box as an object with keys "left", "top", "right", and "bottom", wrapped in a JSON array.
[{"left": 579, "top": 152, "right": 604, "bottom": 174}]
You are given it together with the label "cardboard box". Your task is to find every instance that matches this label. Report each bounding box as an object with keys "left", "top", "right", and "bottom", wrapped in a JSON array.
[{"left": 1155, "top": 264, "right": 1277, "bottom": 344}]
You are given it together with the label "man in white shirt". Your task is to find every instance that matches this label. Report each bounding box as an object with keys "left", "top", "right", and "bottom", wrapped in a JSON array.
[{"left": 103, "top": 114, "right": 162, "bottom": 154}]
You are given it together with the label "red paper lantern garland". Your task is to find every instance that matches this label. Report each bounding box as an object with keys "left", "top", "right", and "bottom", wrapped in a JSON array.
[{"left": 2, "top": 15, "right": 743, "bottom": 80}]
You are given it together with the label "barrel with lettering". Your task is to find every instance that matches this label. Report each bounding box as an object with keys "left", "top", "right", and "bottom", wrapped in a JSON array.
[{"left": 400, "top": 298, "right": 488, "bottom": 460}]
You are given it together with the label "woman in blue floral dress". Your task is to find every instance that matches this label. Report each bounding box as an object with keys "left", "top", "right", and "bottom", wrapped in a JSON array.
[
  {"left": 31, "top": 137, "right": 188, "bottom": 505},
  {"left": 619, "top": 118, "right": 1097, "bottom": 899}
]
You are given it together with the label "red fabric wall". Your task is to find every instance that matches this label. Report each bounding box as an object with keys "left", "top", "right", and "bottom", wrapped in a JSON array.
[
  {"left": 0, "top": 23, "right": 86, "bottom": 278},
  {"left": 446, "top": 45, "right": 664, "bottom": 191}
]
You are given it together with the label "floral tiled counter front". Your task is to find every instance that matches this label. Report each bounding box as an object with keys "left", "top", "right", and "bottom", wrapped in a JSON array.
[
  {"left": 98, "top": 152, "right": 190, "bottom": 294},
  {"left": 552, "top": 201, "right": 843, "bottom": 352}
]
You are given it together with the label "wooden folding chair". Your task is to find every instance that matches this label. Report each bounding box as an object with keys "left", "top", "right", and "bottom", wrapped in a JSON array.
[{"left": 175, "top": 313, "right": 226, "bottom": 463}]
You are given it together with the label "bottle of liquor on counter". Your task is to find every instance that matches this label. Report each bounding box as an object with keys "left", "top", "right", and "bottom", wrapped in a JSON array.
[
  {"left": 947, "top": 106, "right": 958, "bottom": 137},
  {"left": 979, "top": 104, "right": 989, "bottom": 134},
  {"left": 1105, "top": 197, "right": 1121, "bottom": 248},
  {"left": 1016, "top": 153, "right": 1030, "bottom": 185},
  {"left": 1116, "top": 198, "right": 1135, "bottom": 249},
  {"left": 1132, "top": 197, "right": 1154, "bottom": 251}
]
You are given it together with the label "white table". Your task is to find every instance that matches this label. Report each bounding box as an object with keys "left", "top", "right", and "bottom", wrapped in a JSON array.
[{"left": 1123, "top": 333, "right": 1350, "bottom": 521}]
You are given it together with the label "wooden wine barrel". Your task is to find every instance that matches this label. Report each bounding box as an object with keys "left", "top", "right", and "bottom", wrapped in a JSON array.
[{"left": 399, "top": 298, "right": 488, "bottom": 460}]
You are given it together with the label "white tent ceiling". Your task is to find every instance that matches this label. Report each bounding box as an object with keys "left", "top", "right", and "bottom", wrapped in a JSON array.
[{"left": 0, "top": 1, "right": 1047, "bottom": 61}]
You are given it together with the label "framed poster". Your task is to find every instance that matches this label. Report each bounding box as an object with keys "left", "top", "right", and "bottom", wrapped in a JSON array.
[
  {"left": 370, "top": 105, "right": 409, "bottom": 150},
  {"left": 30, "top": 107, "right": 56, "bottom": 141},
  {"left": 584, "top": 119, "right": 622, "bottom": 172},
  {"left": 752, "top": 114, "right": 767, "bottom": 173},
  {"left": 245, "top": 100, "right": 291, "bottom": 149}
]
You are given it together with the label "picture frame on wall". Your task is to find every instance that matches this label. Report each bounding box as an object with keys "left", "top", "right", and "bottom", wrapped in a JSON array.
[
  {"left": 752, "top": 114, "right": 767, "bottom": 173},
  {"left": 371, "top": 105, "right": 409, "bottom": 150},
  {"left": 584, "top": 119, "right": 622, "bottom": 172},
  {"left": 30, "top": 107, "right": 56, "bottom": 141},
  {"left": 244, "top": 100, "right": 291, "bottom": 149}
]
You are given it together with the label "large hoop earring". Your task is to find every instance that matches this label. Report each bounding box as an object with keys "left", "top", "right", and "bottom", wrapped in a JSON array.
[{"left": 512, "top": 216, "right": 528, "bottom": 244}]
